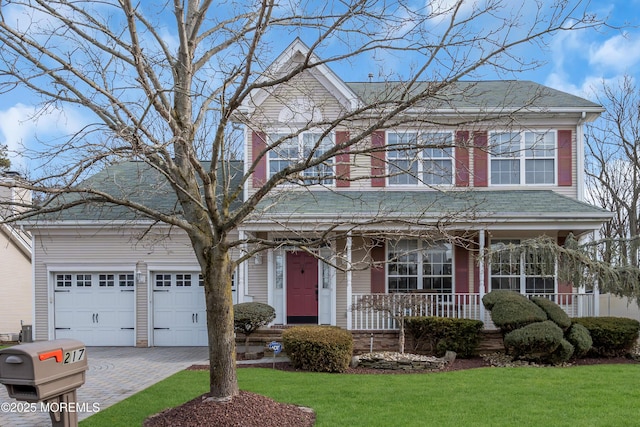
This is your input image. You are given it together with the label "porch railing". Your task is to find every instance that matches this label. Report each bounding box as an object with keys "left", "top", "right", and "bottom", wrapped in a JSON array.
[{"left": 349, "top": 293, "right": 596, "bottom": 330}]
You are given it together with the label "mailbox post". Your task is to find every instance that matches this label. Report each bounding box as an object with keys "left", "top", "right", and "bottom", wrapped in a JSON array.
[{"left": 0, "top": 339, "right": 88, "bottom": 427}]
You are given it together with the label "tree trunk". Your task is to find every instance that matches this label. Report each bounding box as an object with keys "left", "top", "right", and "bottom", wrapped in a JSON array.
[{"left": 202, "top": 242, "right": 239, "bottom": 401}]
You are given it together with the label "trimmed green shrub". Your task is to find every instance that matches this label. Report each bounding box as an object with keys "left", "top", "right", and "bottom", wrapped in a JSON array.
[
  {"left": 482, "top": 290, "right": 526, "bottom": 311},
  {"left": 572, "top": 317, "right": 640, "bottom": 357},
  {"left": 503, "top": 320, "right": 565, "bottom": 362},
  {"left": 530, "top": 296, "right": 572, "bottom": 330},
  {"left": 566, "top": 323, "right": 592, "bottom": 358},
  {"left": 490, "top": 297, "right": 548, "bottom": 332},
  {"left": 282, "top": 326, "right": 353, "bottom": 373},
  {"left": 549, "top": 338, "right": 575, "bottom": 364},
  {"left": 404, "top": 317, "right": 484, "bottom": 358},
  {"left": 233, "top": 302, "right": 276, "bottom": 351}
]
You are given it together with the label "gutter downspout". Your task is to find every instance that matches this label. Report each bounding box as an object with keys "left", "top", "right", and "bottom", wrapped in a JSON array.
[
  {"left": 346, "top": 232, "right": 353, "bottom": 330},
  {"left": 577, "top": 111, "right": 587, "bottom": 202},
  {"left": 479, "top": 230, "right": 486, "bottom": 323}
]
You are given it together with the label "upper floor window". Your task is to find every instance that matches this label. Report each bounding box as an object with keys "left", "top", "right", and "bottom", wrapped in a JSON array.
[
  {"left": 268, "top": 132, "right": 334, "bottom": 185},
  {"left": 388, "top": 131, "right": 453, "bottom": 185},
  {"left": 490, "top": 131, "right": 556, "bottom": 185},
  {"left": 388, "top": 239, "right": 453, "bottom": 293}
]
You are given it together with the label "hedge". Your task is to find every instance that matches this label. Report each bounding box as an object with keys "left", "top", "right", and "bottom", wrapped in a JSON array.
[
  {"left": 404, "top": 317, "right": 484, "bottom": 358},
  {"left": 282, "top": 326, "right": 353, "bottom": 373},
  {"left": 572, "top": 317, "right": 640, "bottom": 357}
]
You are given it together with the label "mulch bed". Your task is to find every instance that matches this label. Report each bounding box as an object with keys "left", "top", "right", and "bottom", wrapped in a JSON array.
[{"left": 146, "top": 356, "right": 639, "bottom": 426}]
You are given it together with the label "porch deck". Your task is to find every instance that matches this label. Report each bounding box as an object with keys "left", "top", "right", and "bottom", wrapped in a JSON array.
[{"left": 349, "top": 293, "right": 597, "bottom": 330}]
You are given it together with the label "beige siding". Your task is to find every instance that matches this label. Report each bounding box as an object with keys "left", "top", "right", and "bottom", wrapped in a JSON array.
[{"left": 0, "top": 231, "right": 32, "bottom": 335}]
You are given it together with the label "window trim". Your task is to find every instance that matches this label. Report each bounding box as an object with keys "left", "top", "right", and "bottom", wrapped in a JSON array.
[
  {"left": 386, "top": 239, "right": 454, "bottom": 294},
  {"left": 489, "top": 129, "right": 557, "bottom": 186},
  {"left": 386, "top": 130, "right": 455, "bottom": 187},
  {"left": 266, "top": 130, "right": 336, "bottom": 186},
  {"left": 488, "top": 238, "right": 557, "bottom": 294}
]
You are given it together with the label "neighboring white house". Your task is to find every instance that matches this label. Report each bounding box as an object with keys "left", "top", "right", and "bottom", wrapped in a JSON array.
[
  {"left": 0, "top": 172, "right": 32, "bottom": 340},
  {"left": 24, "top": 40, "right": 615, "bottom": 346}
]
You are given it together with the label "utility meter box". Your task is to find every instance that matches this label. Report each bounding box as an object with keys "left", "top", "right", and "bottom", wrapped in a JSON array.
[{"left": 0, "top": 339, "right": 87, "bottom": 402}]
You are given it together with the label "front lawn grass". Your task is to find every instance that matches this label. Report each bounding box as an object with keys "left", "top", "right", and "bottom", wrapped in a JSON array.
[{"left": 80, "top": 364, "right": 640, "bottom": 427}]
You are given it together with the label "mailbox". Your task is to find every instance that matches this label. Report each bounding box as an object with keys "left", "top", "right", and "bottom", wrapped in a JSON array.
[{"left": 0, "top": 339, "right": 87, "bottom": 402}]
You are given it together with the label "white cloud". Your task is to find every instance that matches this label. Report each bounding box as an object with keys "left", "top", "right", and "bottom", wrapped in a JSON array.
[
  {"left": 589, "top": 33, "right": 640, "bottom": 73},
  {"left": 0, "top": 104, "right": 87, "bottom": 169}
]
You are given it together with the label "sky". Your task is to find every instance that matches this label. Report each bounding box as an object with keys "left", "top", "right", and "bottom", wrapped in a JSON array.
[{"left": 0, "top": 0, "right": 639, "bottom": 174}]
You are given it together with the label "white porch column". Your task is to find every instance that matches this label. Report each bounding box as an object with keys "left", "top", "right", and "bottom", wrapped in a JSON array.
[
  {"left": 346, "top": 232, "right": 353, "bottom": 330},
  {"left": 479, "top": 230, "right": 486, "bottom": 322},
  {"left": 593, "top": 229, "right": 600, "bottom": 316},
  {"left": 238, "top": 230, "right": 246, "bottom": 304}
]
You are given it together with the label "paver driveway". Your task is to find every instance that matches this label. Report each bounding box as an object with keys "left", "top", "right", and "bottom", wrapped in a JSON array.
[{"left": 0, "top": 346, "right": 209, "bottom": 427}]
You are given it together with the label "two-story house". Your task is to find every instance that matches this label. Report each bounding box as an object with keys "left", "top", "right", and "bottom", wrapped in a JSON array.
[
  {"left": 239, "top": 39, "right": 612, "bottom": 331},
  {"left": 24, "top": 40, "right": 611, "bottom": 346}
]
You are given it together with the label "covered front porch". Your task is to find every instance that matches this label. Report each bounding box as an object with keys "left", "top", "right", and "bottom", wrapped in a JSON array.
[{"left": 349, "top": 292, "right": 598, "bottom": 330}]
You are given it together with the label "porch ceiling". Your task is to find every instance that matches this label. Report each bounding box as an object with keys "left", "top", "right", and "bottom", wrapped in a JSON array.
[{"left": 246, "top": 189, "right": 612, "bottom": 233}]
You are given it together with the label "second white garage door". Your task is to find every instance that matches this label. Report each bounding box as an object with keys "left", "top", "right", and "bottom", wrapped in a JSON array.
[{"left": 152, "top": 272, "right": 207, "bottom": 346}]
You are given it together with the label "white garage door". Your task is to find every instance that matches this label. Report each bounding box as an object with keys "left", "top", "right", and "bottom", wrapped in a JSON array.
[
  {"left": 54, "top": 272, "right": 135, "bottom": 346},
  {"left": 153, "top": 272, "right": 207, "bottom": 346}
]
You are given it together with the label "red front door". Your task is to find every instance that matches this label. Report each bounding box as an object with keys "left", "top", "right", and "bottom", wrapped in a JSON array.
[{"left": 286, "top": 251, "right": 318, "bottom": 324}]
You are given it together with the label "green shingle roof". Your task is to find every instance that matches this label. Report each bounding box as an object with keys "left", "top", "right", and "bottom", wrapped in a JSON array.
[
  {"left": 253, "top": 189, "right": 611, "bottom": 220},
  {"left": 346, "top": 81, "right": 602, "bottom": 111},
  {"left": 35, "top": 160, "right": 244, "bottom": 222}
]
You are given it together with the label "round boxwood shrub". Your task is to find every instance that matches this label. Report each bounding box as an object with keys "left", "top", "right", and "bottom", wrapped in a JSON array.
[
  {"left": 282, "top": 326, "right": 353, "bottom": 373},
  {"left": 548, "top": 338, "right": 575, "bottom": 364},
  {"left": 233, "top": 302, "right": 276, "bottom": 351},
  {"left": 572, "top": 317, "right": 640, "bottom": 357},
  {"left": 503, "top": 320, "right": 565, "bottom": 361},
  {"left": 482, "top": 290, "right": 527, "bottom": 311},
  {"left": 490, "top": 297, "right": 548, "bottom": 332},
  {"left": 566, "top": 323, "right": 592, "bottom": 358},
  {"left": 530, "top": 296, "right": 571, "bottom": 330}
]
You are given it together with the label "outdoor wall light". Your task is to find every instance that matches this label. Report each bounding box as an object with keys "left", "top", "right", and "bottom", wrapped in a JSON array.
[{"left": 136, "top": 270, "right": 146, "bottom": 284}]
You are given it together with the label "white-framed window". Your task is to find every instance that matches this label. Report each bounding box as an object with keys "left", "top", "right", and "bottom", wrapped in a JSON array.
[
  {"left": 77, "top": 274, "right": 92, "bottom": 287},
  {"left": 56, "top": 274, "right": 72, "bottom": 287},
  {"left": 387, "top": 240, "right": 453, "bottom": 293},
  {"left": 176, "top": 274, "right": 192, "bottom": 287},
  {"left": 119, "top": 274, "right": 134, "bottom": 287},
  {"left": 489, "top": 239, "right": 555, "bottom": 294},
  {"left": 387, "top": 131, "right": 454, "bottom": 186},
  {"left": 98, "top": 274, "right": 115, "bottom": 287},
  {"left": 490, "top": 130, "right": 556, "bottom": 185},
  {"left": 267, "top": 132, "right": 334, "bottom": 184}
]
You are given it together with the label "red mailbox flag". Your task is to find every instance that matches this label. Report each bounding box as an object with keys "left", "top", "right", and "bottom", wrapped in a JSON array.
[{"left": 38, "top": 349, "right": 63, "bottom": 363}]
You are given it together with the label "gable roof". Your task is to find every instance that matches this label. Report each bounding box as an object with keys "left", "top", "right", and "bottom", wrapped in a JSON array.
[
  {"left": 243, "top": 38, "right": 361, "bottom": 113},
  {"left": 241, "top": 39, "right": 603, "bottom": 120}
]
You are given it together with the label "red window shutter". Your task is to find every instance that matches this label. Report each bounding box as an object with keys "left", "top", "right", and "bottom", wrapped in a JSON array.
[
  {"left": 252, "top": 131, "right": 267, "bottom": 187},
  {"left": 335, "top": 131, "right": 350, "bottom": 187},
  {"left": 455, "top": 131, "right": 470, "bottom": 187},
  {"left": 558, "top": 130, "right": 572, "bottom": 186},
  {"left": 370, "top": 241, "right": 386, "bottom": 293},
  {"left": 454, "top": 244, "right": 469, "bottom": 293},
  {"left": 473, "top": 131, "right": 488, "bottom": 187},
  {"left": 371, "top": 131, "right": 386, "bottom": 187}
]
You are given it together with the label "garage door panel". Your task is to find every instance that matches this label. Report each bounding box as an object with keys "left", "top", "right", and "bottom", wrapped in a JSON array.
[
  {"left": 153, "top": 272, "right": 207, "bottom": 346},
  {"left": 54, "top": 272, "right": 135, "bottom": 346}
]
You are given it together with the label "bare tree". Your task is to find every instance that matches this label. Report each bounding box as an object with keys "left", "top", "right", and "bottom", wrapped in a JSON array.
[
  {"left": 586, "top": 75, "right": 640, "bottom": 268},
  {"left": 0, "top": 0, "right": 604, "bottom": 401}
]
